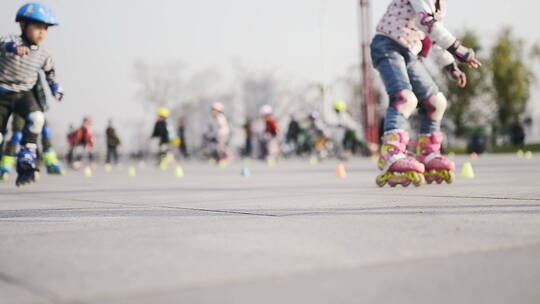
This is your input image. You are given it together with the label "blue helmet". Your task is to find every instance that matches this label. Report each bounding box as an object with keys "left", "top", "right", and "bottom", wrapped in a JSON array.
[{"left": 16, "top": 3, "right": 59, "bottom": 26}]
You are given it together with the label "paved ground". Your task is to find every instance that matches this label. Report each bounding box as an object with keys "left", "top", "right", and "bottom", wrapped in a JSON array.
[{"left": 1, "top": 154, "right": 539, "bottom": 304}]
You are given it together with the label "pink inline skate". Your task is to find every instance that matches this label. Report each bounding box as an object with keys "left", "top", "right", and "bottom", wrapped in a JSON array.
[
  {"left": 415, "top": 132, "right": 455, "bottom": 184},
  {"left": 376, "top": 130, "right": 425, "bottom": 187}
]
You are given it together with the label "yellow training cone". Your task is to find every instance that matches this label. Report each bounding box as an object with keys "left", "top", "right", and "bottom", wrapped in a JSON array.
[
  {"left": 128, "top": 167, "right": 136, "bottom": 177},
  {"left": 525, "top": 151, "right": 533, "bottom": 160},
  {"left": 336, "top": 163, "right": 347, "bottom": 179},
  {"left": 104, "top": 164, "right": 112, "bottom": 173},
  {"left": 267, "top": 159, "right": 276, "bottom": 167},
  {"left": 448, "top": 151, "right": 456, "bottom": 158},
  {"left": 516, "top": 149, "right": 524, "bottom": 158},
  {"left": 309, "top": 156, "right": 318, "bottom": 166},
  {"left": 175, "top": 165, "right": 184, "bottom": 178},
  {"left": 218, "top": 160, "right": 227, "bottom": 168},
  {"left": 83, "top": 166, "right": 93, "bottom": 178},
  {"left": 460, "top": 162, "right": 475, "bottom": 179}
]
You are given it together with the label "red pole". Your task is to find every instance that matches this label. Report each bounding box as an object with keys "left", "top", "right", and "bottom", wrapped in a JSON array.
[{"left": 358, "top": 0, "right": 379, "bottom": 152}]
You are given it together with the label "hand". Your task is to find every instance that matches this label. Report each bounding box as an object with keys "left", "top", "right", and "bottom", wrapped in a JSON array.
[
  {"left": 54, "top": 93, "right": 63, "bottom": 102},
  {"left": 464, "top": 57, "right": 482, "bottom": 69},
  {"left": 447, "top": 40, "right": 482, "bottom": 70},
  {"left": 16, "top": 46, "right": 30, "bottom": 56},
  {"left": 50, "top": 84, "right": 64, "bottom": 102},
  {"left": 445, "top": 63, "right": 467, "bottom": 88}
]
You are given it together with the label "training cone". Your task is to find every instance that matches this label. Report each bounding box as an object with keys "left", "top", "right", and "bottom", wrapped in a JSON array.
[
  {"left": 525, "top": 151, "right": 533, "bottom": 160},
  {"left": 83, "top": 166, "right": 93, "bottom": 178},
  {"left": 175, "top": 165, "right": 184, "bottom": 178},
  {"left": 460, "top": 162, "right": 475, "bottom": 179},
  {"left": 267, "top": 159, "right": 276, "bottom": 167},
  {"left": 448, "top": 151, "right": 456, "bottom": 158},
  {"left": 240, "top": 167, "right": 250, "bottom": 177},
  {"left": 104, "top": 164, "right": 112, "bottom": 173},
  {"left": 309, "top": 156, "right": 318, "bottom": 166},
  {"left": 516, "top": 149, "right": 524, "bottom": 158},
  {"left": 128, "top": 167, "right": 136, "bottom": 177},
  {"left": 336, "top": 163, "right": 347, "bottom": 179}
]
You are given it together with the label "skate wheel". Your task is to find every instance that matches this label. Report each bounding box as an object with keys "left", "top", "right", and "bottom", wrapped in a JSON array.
[
  {"left": 401, "top": 180, "right": 411, "bottom": 187},
  {"left": 445, "top": 171, "right": 455, "bottom": 184},
  {"left": 375, "top": 175, "right": 386, "bottom": 187},
  {"left": 414, "top": 174, "right": 425, "bottom": 187}
]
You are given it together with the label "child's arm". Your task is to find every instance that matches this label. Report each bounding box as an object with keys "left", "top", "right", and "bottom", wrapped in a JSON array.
[
  {"left": 42, "top": 56, "right": 64, "bottom": 101},
  {"left": 410, "top": 0, "right": 481, "bottom": 68},
  {"left": 0, "top": 36, "right": 30, "bottom": 56},
  {"left": 430, "top": 44, "right": 467, "bottom": 88}
]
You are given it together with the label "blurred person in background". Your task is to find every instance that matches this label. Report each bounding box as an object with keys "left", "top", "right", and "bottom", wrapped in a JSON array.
[{"left": 105, "top": 119, "right": 121, "bottom": 165}]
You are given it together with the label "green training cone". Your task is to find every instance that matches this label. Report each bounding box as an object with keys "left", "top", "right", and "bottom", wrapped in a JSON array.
[
  {"left": 128, "top": 167, "right": 136, "bottom": 177},
  {"left": 83, "top": 166, "right": 93, "bottom": 178},
  {"left": 175, "top": 165, "right": 184, "bottom": 178},
  {"left": 460, "top": 162, "right": 475, "bottom": 179}
]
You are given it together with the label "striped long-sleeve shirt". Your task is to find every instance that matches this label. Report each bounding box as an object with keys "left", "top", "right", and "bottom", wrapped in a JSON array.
[{"left": 0, "top": 35, "right": 59, "bottom": 93}]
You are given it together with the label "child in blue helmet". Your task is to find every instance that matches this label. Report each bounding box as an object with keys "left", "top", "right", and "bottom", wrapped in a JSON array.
[
  {"left": 0, "top": 3, "right": 64, "bottom": 186},
  {"left": 0, "top": 73, "right": 65, "bottom": 181}
]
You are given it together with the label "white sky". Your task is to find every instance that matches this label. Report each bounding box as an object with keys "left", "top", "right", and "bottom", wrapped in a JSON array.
[{"left": 1, "top": 0, "right": 539, "bottom": 146}]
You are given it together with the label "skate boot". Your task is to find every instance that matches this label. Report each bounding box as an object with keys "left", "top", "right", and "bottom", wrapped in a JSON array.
[
  {"left": 415, "top": 132, "right": 455, "bottom": 184},
  {"left": 43, "top": 150, "right": 65, "bottom": 175},
  {"left": 16, "top": 145, "right": 40, "bottom": 187},
  {"left": 376, "top": 130, "right": 425, "bottom": 187},
  {"left": 0, "top": 155, "right": 16, "bottom": 181}
]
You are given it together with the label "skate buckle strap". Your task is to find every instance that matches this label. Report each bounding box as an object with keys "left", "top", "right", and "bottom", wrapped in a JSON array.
[
  {"left": 382, "top": 153, "right": 406, "bottom": 173},
  {"left": 423, "top": 152, "right": 439, "bottom": 165}
]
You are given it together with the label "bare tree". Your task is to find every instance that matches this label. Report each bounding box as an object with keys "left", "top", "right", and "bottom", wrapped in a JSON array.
[{"left": 133, "top": 59, "right": 185, "bottom": 109}]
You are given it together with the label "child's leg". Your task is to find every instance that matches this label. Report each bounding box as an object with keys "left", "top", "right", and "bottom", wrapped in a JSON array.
[
  {"left": 408, "top": 60, "right": 455, "bottom": 184},
  {"left": 12, "top": 92, "right": 44, "bottom": 186},
  {"left": 6, "top": 115, "right": 25, "bottom": 156},
  {"left": 14, "top": 92, "right": 44, "bottom": 148},
  {"left": 370, "top": 36, "right": 424, "bottom": 187},
  {"left": 407, "top": 59, "right": 445, "bottom": 134},
  {"left": 41, "top": 120, "right": 53, "bottom": 152},
  {"left": 371, "top": 36, "right": 419, "bottom": 133},
  {"left": 0, "top": 95, "right": 15, "bottom": 146},
  {"left": 40, "top": 120, "right": 64, "bottom": 174},
  {"left": 0, "top": 95, "right": 16, "bottom": 179}
]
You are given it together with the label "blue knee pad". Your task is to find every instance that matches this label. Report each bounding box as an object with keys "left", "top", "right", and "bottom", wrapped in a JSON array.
[
  {"left": 9, "top": 131, "right": 22, "bottom": 147},
  {"left": 42, "top": 125, "right": 52, "bottom": 141}
]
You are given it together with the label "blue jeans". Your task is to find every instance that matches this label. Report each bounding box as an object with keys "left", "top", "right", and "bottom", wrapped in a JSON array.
[{"left": 371, "top": 35, "right": 440, "bottom": 134}]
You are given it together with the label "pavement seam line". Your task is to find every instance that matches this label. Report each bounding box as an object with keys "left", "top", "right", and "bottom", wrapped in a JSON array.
[{"left": 0, "top": 271, "right": 61, "bottom": 303}]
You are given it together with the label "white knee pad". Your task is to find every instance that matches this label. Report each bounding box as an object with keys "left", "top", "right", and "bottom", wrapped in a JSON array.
[
  {"left": 392, "top": 90, "right": 418, "bottom": 119},
  {"left": 0, "top": 132, "right": 3, "bottom": 144},
  {"left": 424, "top": 92, "right": 447, "bottom": 121},
  {"left": 27, "top": 111, "right": 45, "bottom": 134}
]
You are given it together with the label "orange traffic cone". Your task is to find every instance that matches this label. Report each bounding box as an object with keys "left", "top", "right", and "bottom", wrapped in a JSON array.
[{"left": 336, "top": 163, "right": 347, "bottom": 179}]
